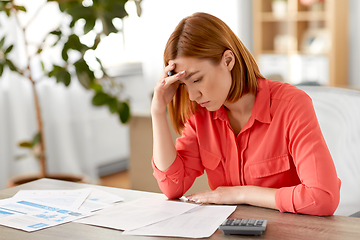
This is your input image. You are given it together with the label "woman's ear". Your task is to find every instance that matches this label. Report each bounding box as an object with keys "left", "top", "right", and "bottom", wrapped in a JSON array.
[{"left": 223, "top": 50, "right": 235, "bottom": 71}]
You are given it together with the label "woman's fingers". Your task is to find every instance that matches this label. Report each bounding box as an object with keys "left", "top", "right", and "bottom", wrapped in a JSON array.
[
  {"left": 185, "top": 187, "right": 242, "bottom": 205},
  {"left": 151, "top": 63, "right": 185, "bottom": 114},
  {"left": 162, "top": 70, "right": 185, "bottom": 86}
]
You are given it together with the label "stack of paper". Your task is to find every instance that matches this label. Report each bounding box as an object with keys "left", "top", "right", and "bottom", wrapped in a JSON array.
[
  {"left": 0, "top": 188, "right": 124, "bottom": 232},
  {"left": 76, "top": 198, "right": 236, "bottom": 238},
  {"left": 0, "top": 189, "right": 236, "bottom": 238}
]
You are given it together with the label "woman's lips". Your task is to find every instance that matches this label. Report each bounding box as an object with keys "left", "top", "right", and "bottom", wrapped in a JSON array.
[{"left": 199, "top": 101, "right": 209, "bottom": 107}]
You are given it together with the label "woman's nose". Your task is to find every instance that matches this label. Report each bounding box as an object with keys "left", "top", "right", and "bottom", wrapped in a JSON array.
[{"left": 188, "top": 87, "right": 201, "bottom": 102}]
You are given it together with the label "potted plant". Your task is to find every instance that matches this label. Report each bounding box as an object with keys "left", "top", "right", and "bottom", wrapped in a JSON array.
[{"left": 0, "top": 0, "right": 140, "bottom": 186}]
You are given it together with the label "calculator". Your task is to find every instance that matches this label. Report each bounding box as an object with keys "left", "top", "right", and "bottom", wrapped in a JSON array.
[{"left": 219, "top": 218, "right": 267, "bottom": 235}]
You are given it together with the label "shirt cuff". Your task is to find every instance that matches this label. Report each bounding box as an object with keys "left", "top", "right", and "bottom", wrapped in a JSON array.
[
  {"left": 152, "top": 156, "right": 183, "bottom": 183},
  {"left": 275, "top": 186, "right": 296, "bottom": 213}
]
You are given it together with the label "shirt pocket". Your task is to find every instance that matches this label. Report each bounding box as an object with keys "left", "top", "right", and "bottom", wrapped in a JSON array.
[
  {"left": 199, "top": 148, "right": 228, "bottom": 189},
  {"left": 248, "top": 154, "right": 290, "bottom": 179},
  {"left": 199, "top": 148, "right": 222, "bottom": 170}
]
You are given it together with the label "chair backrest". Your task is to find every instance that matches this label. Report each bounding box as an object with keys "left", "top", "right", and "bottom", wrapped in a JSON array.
[{"left": 298, "top": 86, "right": 360, "bottom": 216}]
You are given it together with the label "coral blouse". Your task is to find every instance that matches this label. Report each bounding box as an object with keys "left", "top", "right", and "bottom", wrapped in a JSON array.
[{"left": 152, "top": 79, "right": 341, "bottom": 216}]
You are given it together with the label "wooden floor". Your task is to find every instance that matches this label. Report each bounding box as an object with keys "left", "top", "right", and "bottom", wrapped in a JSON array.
[{"left": 99, "top": 170, "right": 131, "bottom": 189}]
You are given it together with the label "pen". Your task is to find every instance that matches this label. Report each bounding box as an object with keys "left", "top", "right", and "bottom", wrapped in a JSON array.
[{"left": 168, "top": 70, "right": 174, "bottom": 77}]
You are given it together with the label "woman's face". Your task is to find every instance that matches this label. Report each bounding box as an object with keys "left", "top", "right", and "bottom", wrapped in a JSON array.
[{"left": 172, "top": 52, "right": 234, "bottom": 112}]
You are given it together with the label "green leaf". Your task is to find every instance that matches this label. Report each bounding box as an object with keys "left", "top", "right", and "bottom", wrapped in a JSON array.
[
  {"left": 18, "top": 141, "right": 32, "bottom": 148},
  {"left": 104, "top": 1, "right": 128, "bottom": 19},
  {"left": 67, "top": 4, "right": 94, "bottom": 23},
  {"left": 49, "top": 65, "right": 71, "bottom": 86},
  {"left": 90, "top": 82, "right": 103, "bottom": 92},
  {"left": 76, "top": 71, "right": 91, "bottom": 89},
  {"left": 118, "top": 102, "right": 130, "bottom": 123},
  {"left": 16, "top": 5, "right": 26, "bottom": 12},
  {"left": 4, "top": 45, "right": 13, "bottom": 54},
  {"left": 0, "top": 1, "right": 11, "bottom": 12},
  {"left": 92, "top": 92, "right": 109, "bottom": 106},
  {"left": 0, "top": 37, "right": 5, "bottom": 49},
  {"left": 107, "top": 98, "right": 118, "bottom": 113},
  {"left": 61, "top": 47, "right": 68, "bottom": 61},
  {"left": 50, "top": 30, "right": 62, "bottom": 46},
  {"left": 56, "top": 69, "right": 71, "bottom": 86},
  {"left": 84, "top": 16, "right": 96, "bottom": 34},
  {"left": 50, "top": 30, "right": 62, "bottom": 36},
  {"left": 66, "top": 34, "right": 84, "bottom": 50},
  {"left": 5, "top": 59, "right": 16, "bottom": 71},
  {"left": 74, "top": 59, "right": 94, "bottom": 89},
  {"left": 32, "top": 133, "right": 41, "bottom": 146},
  {"left": 62, "top": 34, "right": 87, "bottom": 61},
  {"left": 48, "top": 65, "right": 62, "bottom": 77},
  {"left": 101, "top": 15, "right": 118, "bottom": 35},
  {"left": 0, "top": 65, "right": 3, "bottom": 76}
]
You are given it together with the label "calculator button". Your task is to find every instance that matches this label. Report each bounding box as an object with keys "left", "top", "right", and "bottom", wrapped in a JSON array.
[
  {"left": 247, "top": 219, "right": 256, "bottom": 226},
  {"left": 256, "top": 220, "right": 264, "bottom": 226},
  {"left": 240, "top": 219, "right": 248, "bottom": 225}
]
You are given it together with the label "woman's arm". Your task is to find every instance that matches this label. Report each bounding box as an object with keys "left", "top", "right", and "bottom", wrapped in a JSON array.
[
  {"left": 151, "top": 62, "right": 185, "bottom": 171},
  {"left": 279, "top": 92, "right": 340, "bottom": 216},
  {"left": 186, "top": 186, "right": 278, "bottom": 210},
  {"left": 151, "top": 112, "right": 177, "bottom": 171}
]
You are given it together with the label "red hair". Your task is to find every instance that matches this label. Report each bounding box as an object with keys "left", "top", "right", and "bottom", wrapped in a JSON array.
[{"left": 164, "top": 12, "right": 264, "bottom": 134}]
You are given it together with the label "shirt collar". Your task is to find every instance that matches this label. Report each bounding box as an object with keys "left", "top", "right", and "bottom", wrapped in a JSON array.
[
  {"left": 252, "top": 78, "right": 271, "bottom": 124},
  {"left": 212, "top": 105, "right": 228, "bottom": 121},
  {"left": 212, "top": 78, "right": 272, "bottom": 124}
]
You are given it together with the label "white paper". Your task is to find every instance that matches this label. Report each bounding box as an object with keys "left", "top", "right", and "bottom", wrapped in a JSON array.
[
  {"left": 0, "top": 198, "right": 92, "bottom": 232},
  {"left": 79, "top": 200, "right": 113, "bottom": 212},
  {"left": 85, "top": 189, "right": 124, "bottom": 204},
  {"left": 76, "top": 198, "right": 200, "bottom": 231},
  {"left": 79, "top": 189, "right": 123, "bottom": 212},
  {"left": 12, "top": 188, "right": 92, "bottom": 211},
  {"left": 122, "top": 205, "right": 236, "bottom": 238}
]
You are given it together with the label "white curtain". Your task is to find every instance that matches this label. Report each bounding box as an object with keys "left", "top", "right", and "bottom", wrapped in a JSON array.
[
  {"left": 0, "top": 47, "right": 130, "bottom": 190},
  {"left": 0, "top": 1, "right": 129, "bottom": 190},
  {"left": 0, "top": 68, "right": 108, "bottom": 189}
]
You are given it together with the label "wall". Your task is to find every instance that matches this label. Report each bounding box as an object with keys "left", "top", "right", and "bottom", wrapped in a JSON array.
[{"left": 349, "top": 0, "right": 360, "bottom": 89}]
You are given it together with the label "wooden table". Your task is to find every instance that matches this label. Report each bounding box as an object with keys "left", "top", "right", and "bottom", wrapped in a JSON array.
[{"left": 0, "top": 178, "right": 359, "bottom": 240}]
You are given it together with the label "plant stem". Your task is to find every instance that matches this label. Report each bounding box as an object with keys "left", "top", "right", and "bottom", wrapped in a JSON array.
[
  {"left": 30, "top": 71, "right": 47, "bottom": 178},
  {"left": 13, "top": 0, "right": 48, "bottom": 178}
]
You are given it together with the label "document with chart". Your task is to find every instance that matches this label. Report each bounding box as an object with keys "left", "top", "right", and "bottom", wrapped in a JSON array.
[
  {"left": 0, "top": 197, "right": 92, "bottom": 232},
  {"left": 11, "top": 188, "right": 123, "bottom": 212},
  {"left": 11, "top": 188, "right": 92, "bottom": 210}
]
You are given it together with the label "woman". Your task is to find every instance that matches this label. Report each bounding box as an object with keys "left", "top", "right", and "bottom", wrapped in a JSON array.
[{"left": 151, "top": 12, "right": 340, "bottom": 216}]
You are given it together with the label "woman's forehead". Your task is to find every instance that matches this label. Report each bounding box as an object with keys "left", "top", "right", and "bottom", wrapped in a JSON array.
[{"left": 172, "top": 57, "right": 212, "bottom": 71}]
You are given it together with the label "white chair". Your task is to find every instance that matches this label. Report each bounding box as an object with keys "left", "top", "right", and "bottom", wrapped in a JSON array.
[{"left": 298, "top": 85, "right": 360, "bottom": 216}]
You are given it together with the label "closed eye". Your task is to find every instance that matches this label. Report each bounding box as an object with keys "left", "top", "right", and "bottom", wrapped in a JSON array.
[{"left": 193, "top": 78, "right": 202, "bottom": 83}]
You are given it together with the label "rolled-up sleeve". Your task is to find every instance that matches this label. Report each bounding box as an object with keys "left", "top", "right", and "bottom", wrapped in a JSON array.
[
  {"left": 275, "top": 92, "right": 341, "bottom": 216},
  {"left": 152, "top": 117, "right": 205, "bottom": 199}
]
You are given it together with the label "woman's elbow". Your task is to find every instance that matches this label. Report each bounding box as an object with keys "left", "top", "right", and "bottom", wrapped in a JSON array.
[
  {"left": 322, "top": 191, "right": 340, "bottom": 216},
  {"left": 158, "top": 181, "right": 184, "bottom": 200},
  {"left": 304, "top": 189, "right": 340, "bottom": 216},
  {"left": 163, "top": 191, "right": 183, "bottom": 200}
]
